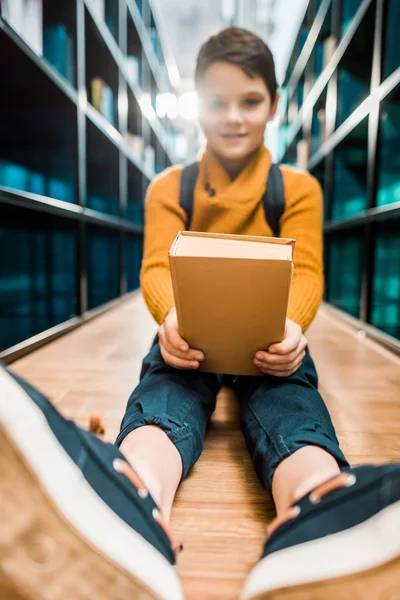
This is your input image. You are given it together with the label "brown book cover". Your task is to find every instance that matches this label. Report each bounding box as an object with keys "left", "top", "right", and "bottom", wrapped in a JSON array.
[{"left": 169, "top": 231, "right": 296, "bottom": 376}]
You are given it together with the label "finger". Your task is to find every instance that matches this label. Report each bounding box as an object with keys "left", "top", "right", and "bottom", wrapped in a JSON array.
[
  {"left": 299, "top": 335, "right": 308, "bottom": 353},
  {"left": 164, "top": 318, "right": 190, "bottom": 353},
  {"left": 160, "top": 345, "right": 199, "bottom": 370},
  {"left": 159, "top": 327, "right": 204, "bottom": 362},
  {"left": 267, "top": 334, "right": 301, "bottom": 355},
  {"left": 259, "top": 352, "right": 305, "bottom": 373},
  {"left": 256, "top": 349, "right": 300, "bottom": 366}
]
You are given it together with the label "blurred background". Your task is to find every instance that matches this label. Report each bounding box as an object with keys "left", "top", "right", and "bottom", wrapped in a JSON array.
[{"left": 0, "top": 0, "right": 399, "bottom": 362}]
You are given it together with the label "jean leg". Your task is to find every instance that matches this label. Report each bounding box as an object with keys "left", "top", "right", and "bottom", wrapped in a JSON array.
[
  {"left": 115, "top": 336, "right": 221, "bottom": 482},
  {"left": 234, "top": 348, "right": 349, "bottom": 496}
]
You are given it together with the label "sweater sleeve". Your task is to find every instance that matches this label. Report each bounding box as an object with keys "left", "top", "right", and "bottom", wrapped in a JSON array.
[
  {"left": 140, "top": 166, "right": 187, "bottom": 325},
  {"left": 280, "top": 168, "right": 324, "bottom": 332}
]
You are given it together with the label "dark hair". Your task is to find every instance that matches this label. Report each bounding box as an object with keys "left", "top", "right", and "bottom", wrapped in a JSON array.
[{"left": 195, "top": 27, "right": 278, "bottom": 102}]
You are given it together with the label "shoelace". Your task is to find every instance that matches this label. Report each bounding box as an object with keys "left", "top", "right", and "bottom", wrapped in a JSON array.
[
  {"left": 266, "top": 472, "right": 356, "bottom": 540},
  {"left": 88, "top": 413, "right": 183, "bottom": 554}
]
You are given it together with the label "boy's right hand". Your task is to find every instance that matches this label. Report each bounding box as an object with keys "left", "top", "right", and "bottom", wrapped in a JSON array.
[{"left": 159, "top": 307, "right": 204, "bottom": 370}]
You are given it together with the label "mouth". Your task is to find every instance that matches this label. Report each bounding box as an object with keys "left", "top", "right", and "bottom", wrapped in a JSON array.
[{"left": 220, "top": 133, "right": 248, "bottom": 139}]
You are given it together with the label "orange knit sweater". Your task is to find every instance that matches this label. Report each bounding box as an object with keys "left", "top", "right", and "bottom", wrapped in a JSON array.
[{"left": 140, "top": 145, "right": 324, "bottom": 332}]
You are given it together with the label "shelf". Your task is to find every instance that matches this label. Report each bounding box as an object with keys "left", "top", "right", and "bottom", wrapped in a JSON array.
[
  {"left": 0, "top": 186, "right": 144, "bottom": 234},
  {"left": 126, "top": 161, "right": 144, "bottom": 225},
  {"left": 85, "top": 0, "right": 174, "bottom": 163},
  {"left": 86, "top": 117, "right": 120, "bottom": 216},
  {"left": 286, "top": 0, "right": 374, "bottom": 146},
  {"left": 86, "top": 226, "right": 120, "bottom": 309},
  {"left": 0, "top": 17, "right": 78, "bottom": 105},
  {"left": 286, "top": 0, "right": 332, "bottom": 95},
  {"left": 0, "top": 205, "right": 78, "bottom": 352},
  {"left": 340, "top": 0, "right": 363, "bottom": 37},
  {"left": 0, "top": 30, "right": 78, "bottom": 204},
  {"left": 127, "top": 8, "right": 144, "bottom": 87},
  {"left": 376, "top": 85, "right": 400, "bottom": 207},
  {"left": 85, "top": 4, "right": 119, "bottom": 129},
  {"left": 105, "top": 0, "right": 120, "bottom": 43},
  {"left": 323, "top": 201, "right": 400, "bottom": 232},
  {"left": 307, "top": 70, "right": 400, "bottom": 170},
  {"left": 126, "top": 235, "right": 143, "bottom": 291},
  {"left": 42, "top": 0, "right": 76, "bottom": 86},
  {"left": 370, "top": 219, "right": 400, "bottom": 339},
  {"left": 383, "top": 0, "right": 400, "bottom": 81},
  {"left": 331, "top": 117, "right": 369, "bottom": 222},
  {"left": 0, "top": 0, "right": 175, "bottom": 357},
  {"left": 336, "top": 1, "right": 375, "bottom": 127},
  {"left": 325, "top": 229, "right": 364, "bottom": 318},
  {"left": 280, "top": 0, "right": 400, "bottom": 342},
  {"left": 126, "top": 0, "right": 167, "bottom": 94},
  {"left": 309, "top": 158, "right": 328, "bottom": 217},
  {"left": 310, "top": 84, "right": 328, "bottom": 156}
]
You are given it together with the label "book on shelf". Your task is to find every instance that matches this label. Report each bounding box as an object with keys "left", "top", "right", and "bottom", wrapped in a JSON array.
[
  {"left": 1, "top": 0, "right": 43, "bottom": 55},
  {"left": 169, "top": 231, "right": 295, "bottom": 376},
  {"left": 125, "top": 56, "right": 140, "bottom": 85},
  {"left": 90, "top": 78, "right": 115, "bottom": 126},
  {"left": 296, "top": 139, "right": 309, "bottom": 169},
  {"left": 43, "top": 24, "right": 74, "bottom": 83},
  {"left": 144, "top": 146, "right": 155, "bottom": 173},
  {"left": 125, "top": 133, "right": 144, "bottom": 160},
  {"left": 323, "top": 35, "right": 336, "bottom": 69}
]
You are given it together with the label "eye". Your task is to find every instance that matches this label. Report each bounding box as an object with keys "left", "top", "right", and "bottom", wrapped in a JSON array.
[{"left": 244, "top": 98, "right": 261, "bottom": 107}]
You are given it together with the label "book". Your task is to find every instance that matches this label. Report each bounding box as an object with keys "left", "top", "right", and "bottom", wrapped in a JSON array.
[
  {"left": 125, "top": 133, "right": 144, "bottom": 160},
  {"left": 323, "top": 35, "right": 336, "bottom": 69},
  {"left": 169, "top": 231, "right": 295, "bottom": 376},
  {"left": 1, "top": 0, "right": 43, "bottom": 55},
  {"left": 144, "top": 146, "right": 155, "bottom": 173},
  {"left": 91, "top": 77, "right": 103, "bottom": 112},
  {"left": 90, "top": 77, "right": 115, "bottom": 125},
  {"left": 101, "top": 84, "right": 115, "bottom": 125},
  {"left": 125, "top": 56, "right": 140, "bottom": 84},
  {"left": 43, "top": 24, "right": 74, "bottom": 83}
]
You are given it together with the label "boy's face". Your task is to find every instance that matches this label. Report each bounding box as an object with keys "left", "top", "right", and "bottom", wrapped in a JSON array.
[{"left": 198, "top": 61, "right": 278, "bottom": 162}]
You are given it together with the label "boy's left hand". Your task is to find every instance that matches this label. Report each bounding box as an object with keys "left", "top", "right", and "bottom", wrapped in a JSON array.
[{"left": 254, "top": 318, "right": 308, "bottom": 377}]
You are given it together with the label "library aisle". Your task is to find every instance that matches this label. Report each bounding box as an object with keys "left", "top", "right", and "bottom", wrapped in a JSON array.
[{"left": 10, "top": 293, "right": 400, "bottom": 600}]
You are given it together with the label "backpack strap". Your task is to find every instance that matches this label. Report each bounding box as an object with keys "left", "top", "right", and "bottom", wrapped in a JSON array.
[
  {"left": 179, "top": 162, "right": 199, "bottom": 230},
  {"left": 263, "top": 164, "right": 285, "bottom": 237},
  {"left": 179, "top": 161, "right": 285, "bottom": 235}
]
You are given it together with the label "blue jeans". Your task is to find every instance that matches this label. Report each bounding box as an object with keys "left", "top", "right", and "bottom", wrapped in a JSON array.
[{"left": 115, "top": 337, "right": 349, "bottom": 495}]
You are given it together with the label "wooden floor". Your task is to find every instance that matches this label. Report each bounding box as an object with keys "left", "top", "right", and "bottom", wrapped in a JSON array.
[{"left": 9, "top": 293, "right": 400, "bottom": 600}]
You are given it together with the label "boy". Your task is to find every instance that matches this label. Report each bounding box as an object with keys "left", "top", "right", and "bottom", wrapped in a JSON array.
[{"left": 1, "top": 27, "right": 399, "bottom": 600}]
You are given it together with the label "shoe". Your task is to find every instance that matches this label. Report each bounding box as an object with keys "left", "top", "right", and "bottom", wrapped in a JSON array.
[
  {"left": 241, "top": 465, "right": 400, "bottom": 599},
  {"left": 0, "top": 364, "right": 184, "bottom": 600}
]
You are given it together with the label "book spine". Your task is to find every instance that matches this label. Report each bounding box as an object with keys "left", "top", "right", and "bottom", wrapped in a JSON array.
[{"left": 168, "top": 255, "right": 186, "bottom": 340}]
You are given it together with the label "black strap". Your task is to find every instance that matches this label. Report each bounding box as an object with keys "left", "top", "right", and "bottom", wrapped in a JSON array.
[
  {"left": 179, "top": 162, "right": 199, "bottom": 231},
  {"left": 264, "top": 163, "right": 284, "bottom": 237},
  {"left": 179, "top": 162, "right": 285, "bottom": 236}
]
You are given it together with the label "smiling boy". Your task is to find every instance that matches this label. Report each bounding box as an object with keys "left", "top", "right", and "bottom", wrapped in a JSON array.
[{"left": 1, "top": 27, "right": 399, "bottom": 600}]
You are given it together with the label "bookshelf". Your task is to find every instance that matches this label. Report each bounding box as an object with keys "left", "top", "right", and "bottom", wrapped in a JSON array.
[
  {"left": 0, "top": 0, "right": 178, "bottom": 361},
  {"left": 279, "top": 0, "right": 400, "bottom": 353}
]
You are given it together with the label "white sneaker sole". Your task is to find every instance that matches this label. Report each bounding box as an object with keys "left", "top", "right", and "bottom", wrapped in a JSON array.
[
  {"left": 241, "top": 494, "right": 400, "bottom": 600},
  {"left": 0, "top": 368, "right": 184, "bottom": 600}
]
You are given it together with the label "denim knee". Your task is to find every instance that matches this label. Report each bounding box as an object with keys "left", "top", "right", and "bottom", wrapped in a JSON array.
[{"left": 115, "top": 410, "right": 204, "bottom": 482}]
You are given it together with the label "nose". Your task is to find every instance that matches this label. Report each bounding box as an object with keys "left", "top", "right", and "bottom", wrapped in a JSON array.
[{"left": 225, "top": 103, "right": 244, "bottom": 125}]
